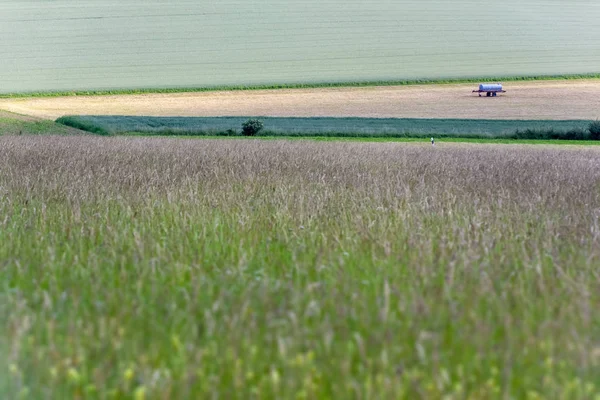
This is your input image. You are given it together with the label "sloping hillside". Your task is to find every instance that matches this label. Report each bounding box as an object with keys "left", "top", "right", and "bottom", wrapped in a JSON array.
[
  {"left": 0, "top": 110, "right": 88, "bottom": 135},
  {"left": 1, "top": 1, "right": 599, "bottom": 93}
]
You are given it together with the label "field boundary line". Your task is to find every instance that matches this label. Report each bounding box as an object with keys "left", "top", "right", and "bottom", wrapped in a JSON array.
[{"left": 2, "top": 73, "right": 599, "bottom": 99}]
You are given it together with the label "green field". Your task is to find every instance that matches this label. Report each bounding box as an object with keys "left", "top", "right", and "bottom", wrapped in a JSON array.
[
  {"left": 2, "top": 136, "right": 600, "bottom": 399},
  {"left": 56, "top": 115, "right": 598, "bottom": 140},
  {"left": 1, "top": 1, "right": 599, "bottom": 93},
  {"left": 0, "top": 111, "right": 86, "bottom": 136}
]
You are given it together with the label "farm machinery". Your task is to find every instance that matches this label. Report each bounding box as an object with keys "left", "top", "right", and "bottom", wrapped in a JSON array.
[{"left": 473, "top": 83, "right": 506, "bottom": 97}]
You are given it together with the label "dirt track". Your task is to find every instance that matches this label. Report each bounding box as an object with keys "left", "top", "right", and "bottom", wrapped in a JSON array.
[{"left": 1, "top": 80, "right": 599, "bottom": 121}]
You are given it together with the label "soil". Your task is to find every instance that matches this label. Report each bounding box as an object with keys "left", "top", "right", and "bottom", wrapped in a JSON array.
[{"left": 1, "top": 80, "right": 599, "bottom": 121}]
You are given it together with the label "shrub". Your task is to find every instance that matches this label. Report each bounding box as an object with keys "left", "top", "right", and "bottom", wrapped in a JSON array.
[
  {"left": 241, "top": 119, "right": 264, "bottom": 136},
  {"left": 562, "top": 128, "right": 588, "bottom": 141},
  {"left": 589, "top": 120, "right": 600, "bottom": 140},
  {"left": 513, "top": 127, "right": 589, "bottom": 141},
  {"left": 514, "top": 129, "right": 546, "bottom": 140}
]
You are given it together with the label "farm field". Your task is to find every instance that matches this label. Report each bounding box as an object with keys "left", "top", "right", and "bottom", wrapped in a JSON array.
[
  {"left": 2, "top": 136, "right": 600, "bottom": 399},
  {"left": 2, "top": 80, "right": 600, "bottom": 121},
  {"left": 1, "top": 1, "right": 599, "bottom": 93},
  {"left": 56, "top": 115, "right": 597, "bottom": 140}
]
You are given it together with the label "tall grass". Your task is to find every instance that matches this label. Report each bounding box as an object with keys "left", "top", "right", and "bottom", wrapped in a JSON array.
[
  {"left": 0, "top": 116, "right": 84, "bottom": 136},
  {"left": 1, "top": 137, "right": 600, "bottom": 399}
]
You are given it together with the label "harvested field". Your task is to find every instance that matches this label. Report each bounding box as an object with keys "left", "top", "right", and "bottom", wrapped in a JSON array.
[
  {"left": 2, "top": 136, "right": 600, "bottom": 398},
  {"left": 1, "top": 80, "right": 600, "bottom": 121}
]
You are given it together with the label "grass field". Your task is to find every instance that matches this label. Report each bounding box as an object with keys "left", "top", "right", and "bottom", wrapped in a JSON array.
[
  {"left": 55, "top": 115, "right": 597, "bottom": 140},
  {"left": 0, "top": 110, "right": 86, "bottom": 136},
  {"left": 2, "top": 136, "right": 600, "bottom": 399}
]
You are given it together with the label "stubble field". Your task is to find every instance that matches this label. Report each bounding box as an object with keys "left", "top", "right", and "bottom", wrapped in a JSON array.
[
  {"left": 2, "top": 80, "right": 600, "bottom": 121},
  {"left": 2, "top": 136, "right": 600, "bottom": 399}
]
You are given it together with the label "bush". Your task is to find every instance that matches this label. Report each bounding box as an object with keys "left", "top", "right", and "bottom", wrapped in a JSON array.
[
  {"left": 514, "top": 129, "right": 547, "bottom": 140},
  {"left": 513, "top": 127, "right": 589, "bottom": 141},
  {"left": 589, "top": 120, "right": 600, "bottom": 140},
  {"left": 562, "top": 128, "right": 588, "bottom": 141},
  {"left": 241, "top": 119, "right": 264, "bottom": 136}
]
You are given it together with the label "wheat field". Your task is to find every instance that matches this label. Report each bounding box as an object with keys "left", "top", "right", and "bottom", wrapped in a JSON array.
[
  {"left": 1, "top": 1, "right": 599, "bottom": 93},
  {"left": 2, "top": 136, "right": 600, "bottom": 399}
]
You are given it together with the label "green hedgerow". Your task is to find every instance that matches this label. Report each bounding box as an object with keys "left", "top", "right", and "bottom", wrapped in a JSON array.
[{"left": 588, "top": 120, "right": 600, "bottom": 140}]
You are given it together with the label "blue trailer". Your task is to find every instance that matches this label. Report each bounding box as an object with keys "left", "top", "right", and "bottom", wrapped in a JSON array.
[{"left": 472, "top": 83, "right": 506, "bottom": 97}]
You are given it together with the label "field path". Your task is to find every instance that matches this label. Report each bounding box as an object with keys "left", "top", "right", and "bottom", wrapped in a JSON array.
[{"left": 1, "top": 80, "right": 599, "bottom": 121}]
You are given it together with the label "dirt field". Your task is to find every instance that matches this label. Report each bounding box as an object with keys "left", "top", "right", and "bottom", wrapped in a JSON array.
[{"left": 1, "top": 80, "right": 599, "bottom": 121}]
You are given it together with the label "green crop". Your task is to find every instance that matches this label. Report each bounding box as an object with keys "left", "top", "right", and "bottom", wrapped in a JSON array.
[{"left": 57, "top": 115, "right": 597, "bottom": 141}]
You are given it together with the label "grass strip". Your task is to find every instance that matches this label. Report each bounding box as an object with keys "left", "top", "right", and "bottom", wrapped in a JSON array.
[
  {"left": 121, "top": 134, "right": 600, "bottom": 146},
  {"left": 2, "top": 73, "right": 599, "bottom": 98},
  {"left": 0, "top": 116, "right": 85, "bottom": 136}
]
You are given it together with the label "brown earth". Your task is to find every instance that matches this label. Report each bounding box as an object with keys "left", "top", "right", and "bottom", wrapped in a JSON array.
[{"left": 1, "top": 80, "right": 599, "bottom": 121}]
